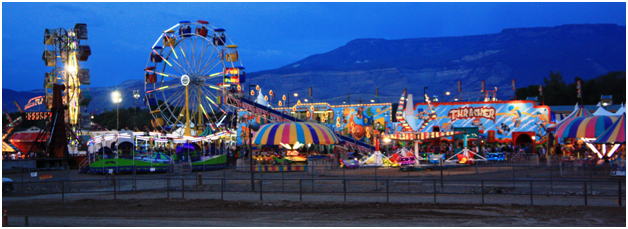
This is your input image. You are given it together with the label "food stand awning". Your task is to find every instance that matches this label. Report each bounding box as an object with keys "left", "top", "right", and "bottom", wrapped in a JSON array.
[
  {"left": 9, "top": 132, "right": 50, "bottom": 153},
  {"left": 252, "top": 122, "right": 339, "bottom": 145}
]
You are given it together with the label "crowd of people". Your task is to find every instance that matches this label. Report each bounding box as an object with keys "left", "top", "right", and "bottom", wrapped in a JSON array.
[{"left": 2, "top": 151, "right": 36, "bottom": 160}]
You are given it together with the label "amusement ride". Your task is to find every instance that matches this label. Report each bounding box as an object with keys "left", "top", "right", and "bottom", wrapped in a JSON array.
[
  {"left": 144, "top": 20, "right": 244, "bottom": 137},
  {"left": 43, "top": 23, "right": 92, "bottom": 129}
]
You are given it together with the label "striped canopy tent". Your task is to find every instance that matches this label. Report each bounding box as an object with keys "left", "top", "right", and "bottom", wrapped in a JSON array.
[
  {"left": 595, "top": 113, "right": 625, "bottom": 144},
  {"left": 252, "top": 122, "right": 340, "bottom": 145},
  {"left": 553, "top": 115, "right": 619, "bottom": 139},
  {"left": 547, "top": 106, "right": 593, "bottom": 132}
]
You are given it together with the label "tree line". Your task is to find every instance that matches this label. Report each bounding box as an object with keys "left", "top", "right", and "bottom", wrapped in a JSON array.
[{"left": 515, "top": 71, "right": 626, "bottom": 106}]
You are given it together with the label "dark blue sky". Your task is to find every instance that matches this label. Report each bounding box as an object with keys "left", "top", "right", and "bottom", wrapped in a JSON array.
[{"left": 2, "top": 2, "right": 625, "bottom": 92}]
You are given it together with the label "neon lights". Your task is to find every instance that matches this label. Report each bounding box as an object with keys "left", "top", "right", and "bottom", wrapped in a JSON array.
[{"left": 607, "top": 144, "right": 621, "bottom": 157}]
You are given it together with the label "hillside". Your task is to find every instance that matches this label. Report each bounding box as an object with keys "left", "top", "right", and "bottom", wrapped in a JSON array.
[{"left": 2, "top": 24, "right": 625, "bottom": 113}]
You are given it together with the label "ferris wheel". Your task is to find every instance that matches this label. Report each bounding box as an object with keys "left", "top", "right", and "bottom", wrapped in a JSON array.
[
  {"left": 144, "top": 20, "right": 245, "bottom": 137},
  {"left": 42, "top": 23, "right": 92, "bottom": 128}
]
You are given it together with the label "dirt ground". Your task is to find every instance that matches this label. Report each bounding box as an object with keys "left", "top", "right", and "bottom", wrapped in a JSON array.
[{"left": 2, "top": 198, "right": 625, "bottom": 227}]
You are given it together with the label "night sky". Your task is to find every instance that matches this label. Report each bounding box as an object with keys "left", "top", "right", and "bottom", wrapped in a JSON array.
[{"left": 2, "top": 2, "right": 625, "bottom": 92}]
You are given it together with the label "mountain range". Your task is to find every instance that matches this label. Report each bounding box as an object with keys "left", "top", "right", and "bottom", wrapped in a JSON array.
[{"left": 3, "top": 23, "right": 625, "bottom": 114}]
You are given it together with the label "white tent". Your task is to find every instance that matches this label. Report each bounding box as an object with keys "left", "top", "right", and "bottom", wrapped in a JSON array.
[
  {"left": 359, "top": 151, "right": 384, "bottom": 166},
  {"left": 615, "top": 103, "right": 625, "bottom": 115},
  {"left": 593, "top": 106, "right": 615, "bottom": 116},
  {"left": 254, "top": 88, "right": 272, "bottom": 108}
]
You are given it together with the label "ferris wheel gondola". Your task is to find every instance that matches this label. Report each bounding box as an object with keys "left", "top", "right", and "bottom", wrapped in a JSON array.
[{"left": 144, "top": 20, "right": 245, "bottom": 137}]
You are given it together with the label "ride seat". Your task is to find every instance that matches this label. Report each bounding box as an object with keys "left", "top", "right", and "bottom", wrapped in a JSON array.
[
  {"left": 42, "top": 50, "right": 56, "bottom": 66},
  {"left": 77, "top": 45, "right": 91, "bottom": 61},
  {"left": 74, "top": 23, "right": 88, "bottom": 40},
  {"left": 80, "top": 91, "right": 92, "bottom": 106},
  {"left": 196, "top": 27, "right": 208, "bottom": 37},
  {"left": 78, "top": 68, "right": 90, "bottom": 84},
  {"left": 44, "top": 28, "right": 57, "bottom": 45},
  {"left": 163, "top": 36, "right": 175, "bottom": 47}
]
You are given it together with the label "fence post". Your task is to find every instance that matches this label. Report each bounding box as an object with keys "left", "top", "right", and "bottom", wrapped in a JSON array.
[
  {"left": 260, "top": 176, "right": 263, "bottom": 201},
  {"left": 343, "top": 178, "right": 347, "bottom": 202},
  {"left": 431, "top": 180, "right": 437, "bottom": 203},
  {"left": 481, "top": 180, "right": 484, "bottom": 205},
  {"left": 62, "top": 181, "right": 65, "bottom": 202},
  {"left": 311, "top": 173, "right": 314, "bottom": 193},
  {"left": 299, "top": 179, "right": 303, "bottom": 202},
  {"left": 182, "top": 179, "right": 185, "bottom": 199},
  {"left": 113, "top": 178, "right": 117, "bottom": 200},
  {"left": 619, "top": 180, "right": 622, "bottom": 207},
  {"left": 221, "top": 178, "right": 224, "bottom": 200},
  {"left": 386, "top": 179, "right": 389, "bottom": 203},
  {"left": 512, "top": 166, "right": 515, "bottom": 188},
  {"left": 550, "top": 168, "right": 554, "bottom": 193},
  {"left": 530, "top": 181, "right": 533, "bottom": 206},
  {"left": 440, "top": 164, "right": 444, "bottom": 190},
  {"left": 584, "top": 181, "right": 588, "bottom": 206},
  {"left": 407, "top": 170, "right": 410, "bottom": 192}
]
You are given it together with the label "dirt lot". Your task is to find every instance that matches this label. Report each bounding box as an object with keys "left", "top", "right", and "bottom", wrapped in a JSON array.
[{"left": 2, "top": 198, "right": 625, "bottom": 227}]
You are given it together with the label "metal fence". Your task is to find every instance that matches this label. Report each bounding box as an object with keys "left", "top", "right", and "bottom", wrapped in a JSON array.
[{"left": 6, "top": 172, "right": 624, "bottom": 207}]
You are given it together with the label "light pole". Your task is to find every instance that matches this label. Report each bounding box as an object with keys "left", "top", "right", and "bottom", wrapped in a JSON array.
[
  {"left": 133, "top": 90, "right": 140, "bottom": 131},
  {"left": 248, "top": 120, "right": 260, "bottom": 191},
  {"left": 112, "top": 91, "right": 122, "bottom": 130},
  {"left": 424, "top": 87, "right": 428, "bottom": 102},
  {"left": 248, "top": 84, "right": 258, "bottom": 101},
  {"left": 132, "top": 90, "right": 139, "bottom": 190}
]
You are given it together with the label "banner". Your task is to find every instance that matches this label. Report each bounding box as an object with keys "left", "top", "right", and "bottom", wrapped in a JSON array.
[
  {"left": 457, "top": 81, "right": 461, "bottom": 92},
  {"left": 512, "top": 79, "right": 516, "bottom": 91},
  {"left": 539, "top": 85, "right": 543, "bottom": 96},
  {"left": 577, "top": 80, "right": 582, "bottom": 98},
  {"left": 481, "top": 80, "right": 485, "bottom": 93}
]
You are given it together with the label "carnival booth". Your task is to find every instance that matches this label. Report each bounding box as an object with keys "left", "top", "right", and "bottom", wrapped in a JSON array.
[{"left": 250, "top": 122, "right": 339, "bottom": 172}]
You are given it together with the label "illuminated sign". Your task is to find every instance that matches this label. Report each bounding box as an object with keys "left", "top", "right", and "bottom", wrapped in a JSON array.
[
  {"left": 448, "top": 106, "right": 496, "bottom": 123},
  {"left": 24, "top": 96, "right": 45, "bottom": 110}
]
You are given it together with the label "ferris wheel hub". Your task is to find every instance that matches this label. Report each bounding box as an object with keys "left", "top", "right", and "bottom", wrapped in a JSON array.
[{"left": 181, "top": 75, "right": 190, "bottom": 86}]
